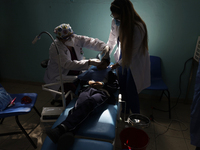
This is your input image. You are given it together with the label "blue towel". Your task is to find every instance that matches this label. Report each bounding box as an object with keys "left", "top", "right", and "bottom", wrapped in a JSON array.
[{"left": 0, "top": 87, "right": 13, "bottom": 111}]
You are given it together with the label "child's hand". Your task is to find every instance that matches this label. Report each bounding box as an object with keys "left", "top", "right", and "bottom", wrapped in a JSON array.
[{"left": 88, "top": 80, "right": 104, "bottom": 89}]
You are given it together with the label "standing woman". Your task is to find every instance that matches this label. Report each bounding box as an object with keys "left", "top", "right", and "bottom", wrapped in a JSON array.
[{"left": 107, "top": 0, "right": 151, "bottom": 116}]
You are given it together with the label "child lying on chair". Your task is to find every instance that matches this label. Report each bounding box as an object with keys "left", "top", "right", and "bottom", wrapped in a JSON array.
[{"left": 46, "top": 60, "right": 119, "bottom": 150}]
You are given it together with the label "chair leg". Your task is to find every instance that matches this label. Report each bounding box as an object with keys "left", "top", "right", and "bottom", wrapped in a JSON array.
[
  {"left": 166, "top": 90, "right": 171, "bottom": 119},
  {"left": 15, "top": 116, "right": 37, "bottom": 149},
  {"left": 33, "top": 106, "right": 41, "bottom": 117},
  {"left": 0, "top": 118, "right": 5, "bottom": 124},
  {"left": 163, "top": 90, "right": 171, "bottom": 119},
  {"left": 152, "top": 90, "right": 171, "bottom": 119},
  {"left": 159, "top": 91, "right": 164, "bottom": 101}
]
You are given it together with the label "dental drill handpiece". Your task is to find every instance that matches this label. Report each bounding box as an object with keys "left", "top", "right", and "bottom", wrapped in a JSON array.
[
  {"left": 32, "top": 35, "right": 40, "bottom": 44},
  {"left": 32, "top": 31, "right": 48, "bottom": 44}
]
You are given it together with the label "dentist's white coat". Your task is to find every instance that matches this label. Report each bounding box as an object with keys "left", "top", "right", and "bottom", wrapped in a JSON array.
[
  {"left": 107, "top": 19, "right": 151, "bottom": 93},
  {"left": 44, "top": 34, "right": 107, "bottom": 91}
]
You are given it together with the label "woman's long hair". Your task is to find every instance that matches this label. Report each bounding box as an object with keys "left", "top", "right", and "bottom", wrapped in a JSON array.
[{"left": 110, "top": 0, "right": 148, "bottom": 67}]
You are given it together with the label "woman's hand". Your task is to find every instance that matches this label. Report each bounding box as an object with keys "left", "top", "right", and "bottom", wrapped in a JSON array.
[
  {"left": 89, "top": 59, "right": 101, "bottom": 66},
  {"left": 110, "top": 63, "right": 120, "bottom": 70},
  {"left": 97, "top": 59, "right": 109, "bottom": 70}
]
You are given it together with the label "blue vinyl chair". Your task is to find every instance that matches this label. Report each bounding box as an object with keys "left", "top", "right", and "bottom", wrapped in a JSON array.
[
  {"left": 41, "top": 96, "right": 119, "bottom": 150},
  {"left": 0, "top": 84, "right": 41, "bottom": 149},
  {"left": 145, "top": 56, "right": 171, "bottom": 119},
  {"left": 42, "top": 138, "right": 114, "bottom": 150}
]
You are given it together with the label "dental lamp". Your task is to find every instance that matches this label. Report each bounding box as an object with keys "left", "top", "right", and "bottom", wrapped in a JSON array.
[{"left": 32, "top": 31, "right": 73, "bottom": 122}]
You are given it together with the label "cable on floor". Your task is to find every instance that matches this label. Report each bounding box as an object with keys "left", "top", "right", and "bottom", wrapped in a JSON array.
[
  {"left": 170, "top": 57, "right": 193, "bottom": 110},
  {"left": 148, "top": 117, "right": 189, "bottom": 150},
  {"left": 151, "top": 57, "right": 193, "bottom": 113}
]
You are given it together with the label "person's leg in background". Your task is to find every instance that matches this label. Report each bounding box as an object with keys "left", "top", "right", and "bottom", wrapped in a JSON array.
[
  {"left": 118, "top": 67, "right": 129, "bottom": 114},
  {"left": 126, "top": 68, "right": 140, "bottom": 114},
  {"left": 118, "top": 67, "right": 140, "bottom": 116}
]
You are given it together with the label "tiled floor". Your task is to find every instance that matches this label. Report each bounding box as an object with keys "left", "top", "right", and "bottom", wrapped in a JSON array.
[{"left": 0, "top": 79, "right": 197, "bottom": 150}]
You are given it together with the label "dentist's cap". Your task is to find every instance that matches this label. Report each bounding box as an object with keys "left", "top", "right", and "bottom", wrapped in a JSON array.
[{"left": 54, "top": 23, "right": 74, "bottom": 39}]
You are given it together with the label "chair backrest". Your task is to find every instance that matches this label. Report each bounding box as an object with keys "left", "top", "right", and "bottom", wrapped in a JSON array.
[{"left": 150, "top": 56, "right": 162, "bottom": 79}]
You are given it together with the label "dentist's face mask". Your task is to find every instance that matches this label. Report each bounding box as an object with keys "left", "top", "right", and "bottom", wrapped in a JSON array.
[
  {"left": 65, "top": 36, "right": 75, "bottom": 47},
  {"left": 114, "top": 19, "right": 120, "bottom": 26},
  {"left": 110, "top": 13, "right": 121, "bottom": 27}
]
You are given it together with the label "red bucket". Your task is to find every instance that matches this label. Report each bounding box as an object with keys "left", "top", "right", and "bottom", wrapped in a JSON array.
[{"left": 120, "top": 127, "right": 149, "bottom": 150}]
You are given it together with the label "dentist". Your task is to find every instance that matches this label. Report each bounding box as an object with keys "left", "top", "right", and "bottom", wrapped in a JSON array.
[
  {"left": 44, "top": 23, "right": 109, "bottom": 105},
  {"left": 107, "top": 0, "right": 151, "bottom": 117}
]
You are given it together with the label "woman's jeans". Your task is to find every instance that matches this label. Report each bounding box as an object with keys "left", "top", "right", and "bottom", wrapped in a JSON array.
[{"left": 118, "top": 67, "right": 140, "bottom": 114}]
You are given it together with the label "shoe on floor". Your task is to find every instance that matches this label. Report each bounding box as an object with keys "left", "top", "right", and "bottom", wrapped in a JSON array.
[{"left": 57, "top": 132, "right": 75, "bottom": 150}]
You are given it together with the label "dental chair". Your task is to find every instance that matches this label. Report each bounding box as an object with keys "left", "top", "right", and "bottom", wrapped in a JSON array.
[
  {"left": 41, "top": 66, "right": 122, "bottom": 150},
  {"left": 41, "top": 98, "right": 120, "bottom": 150}
]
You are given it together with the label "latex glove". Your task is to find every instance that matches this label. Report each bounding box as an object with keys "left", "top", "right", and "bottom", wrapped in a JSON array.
[
  {"left": 89, "top": 59, "right": 101, "bottom": 66},
  {"left": 101, "top": 46, "right": 110, "bottom": 60}
]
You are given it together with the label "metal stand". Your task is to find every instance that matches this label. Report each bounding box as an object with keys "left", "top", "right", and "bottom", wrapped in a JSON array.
[{"left": 32, "top": 31, "right": 66, "bottom": 109}]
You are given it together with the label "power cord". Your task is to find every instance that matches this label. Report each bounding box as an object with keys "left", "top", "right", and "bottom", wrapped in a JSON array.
[
  {"left": 152, "top": 57, "right": 193, "bottom": 112},
  {"left": 148, "top": 115, "right": 188, "bottom": 150},
  {"left": 153, "top": 119, "right": 188, "bottom": 132},
  {"left": 170, "top": 57, "right": 193, "bottom": 110},
  {"left": 148, "top": 56, "right": 193, "bottom": 149}
]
